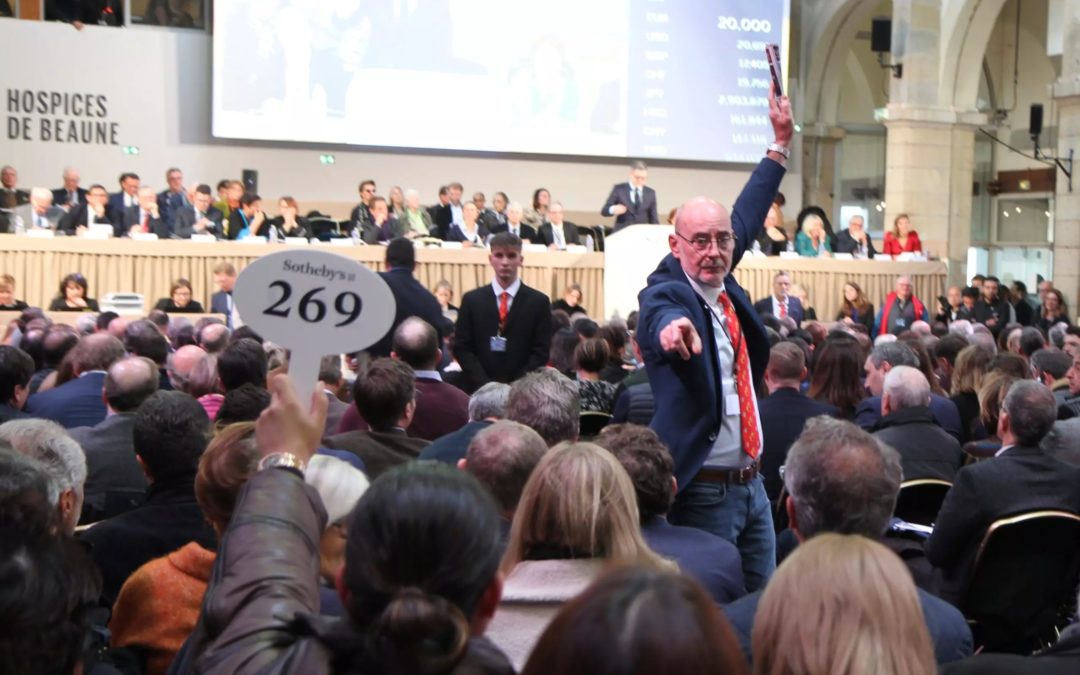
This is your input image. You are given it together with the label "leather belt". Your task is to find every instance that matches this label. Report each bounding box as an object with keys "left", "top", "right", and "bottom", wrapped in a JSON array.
[{"left": 694, "top": 463, "right": 759, "bottom": 486}]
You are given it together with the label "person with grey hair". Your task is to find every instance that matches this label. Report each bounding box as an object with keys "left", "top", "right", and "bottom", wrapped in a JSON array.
[
  {"left": 68, "top": 356, "right": 160, "bottom": 523},
  {"left": 1048, "top": 322, "right": 1069, "bottom": 350},
  {"left": 0, "top": 444, "right": 55, "bottom": 530},
  {"left": 491, "top": 201, "right": 539, "bottom": 243},
  {"left": 1018, "top": 326, "right": 1047, "bottom": 359},
  {"left": 722, "top": 416, "right": 973, "bottom": 666},
  {"left": 948, "top": 319, "right": 974, "bottom": 337},
  {"left": 1030, "top": 348, "right": 1073, "bottom": 405},
  {"left": 198, "top": 322, "right": 231, "bottom": 354},
  {"left": 506, "top": 368, "right": 580, "bottom": 446},
  {"left": 969, "top": 325, "right": 997, "bottom": 354},
  {"left": 14, "top": 186, "right": 64, "bottom": 231},
  {"left": 928, "top": 381, "right": 1080, "bottom": 608},
  {"left": 458, "top": 420, "right": 547, "bottom": 531},
  {"left": 856, "top": 341, "right": 963, "bottom": 440},
  {"left": 873, "top": 366, "right": 963, "bottom": 482},
  {"left": 75, "top": 313, "right": 97, "bottom": 337},
  {"left": 167, "top": 344, "right": 207, "bottom": 394},
  {"left": 0, "top": 419, "right": 87, "bottom": 534},
  {"left": 419, "top": 381, "right": 511, "bottom": 465}
]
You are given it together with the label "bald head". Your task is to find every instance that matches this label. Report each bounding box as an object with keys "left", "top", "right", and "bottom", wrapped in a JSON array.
[
  {"left": 670, "top": 197, "right": 734, "bottom": 288},
  {"left": 391, "top": 317, "right": 439, "bottom": 370},
  {"left": 199, "top": 323, "right": 230, "bottom": 353},
  {"left": 73, "top": 333, "right": 125, "bottom": 375},
  {"left": 104, "top": 356, "right": 160, "bottom": 412},
  {"left": 882, "top": 365, "right": 930, "bottom": 415},
  {"left": 168, "top": 345, "right": 206, "bottom": 393},
  {"left": 107, "top": 316, "right": 129, "bottom": 340}
]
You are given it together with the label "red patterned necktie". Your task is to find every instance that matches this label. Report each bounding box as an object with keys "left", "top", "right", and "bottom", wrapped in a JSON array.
[
  {"left": 717, "top": 291, "right": 761, "bottom": 460},
  {"left": 779, "top": 298, "right": 788, "bottom": 319},
  {"left": 141, "top": 211, "right": 150, "bottom": 233},
  {"left": 498, "top": 292, "right": 509, "bottom": 332}
]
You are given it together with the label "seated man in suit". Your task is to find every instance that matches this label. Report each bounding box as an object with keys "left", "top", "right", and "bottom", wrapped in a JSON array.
[
  {"left": 444, "top": 201, "right": 490, "bottom": 245},
  {"left": 873, "top": 366, "right": 964, "bottom": 482},
  {"left": 121, "top": 186, "right": 169, "bottom": 238},
  {"left": 52, "top": 166, "right": 86, "bottom": 211},
  {"left": 722, "top": 416, "right": 974, "bottom": 667},
  {"left": 79, "top": 391, "right": 217, "bottom": 607},
  {"left": 347, "top": 179, "right": 376, "bottom": 239},
  {"left": 0, "top": 344, "right": 34, "bottom": 424},
  {"left": 538, "top": 202, "right": 581, "bottom": 250},
  {"left": 758, "top": 341, "right": 838, "bottom": 503},
  {"left": 107, "top": 172, "right": 140, "bottom": 222},
  {"left": 174, "top": 184, "right": 224, "bottom": 238},
  {"left": 156, "top": 167, "right": 189, "bottom": 233},
  {"left": 323, "top": 358, "right": 430, "bottom": 479},
  {"left": 856, "top": 341, "right": 962, "bottom": 440},
  {"left": 459, "top": 420, "right": 547, "bottom": 539},
  {"left": 14, "top": 187, "right": 65, "bottom": 232},
  {"left": 599, "top": 423, "right": 745, "bottom": 604},
  {"left": 753, "top": 271, "right": 804, "bottom": 324},
  {"left": 0, "top": 164, "right": 29, "bottom": 208},
  {"left": 474, "top": 191, "right": 504, "bottom": 231},
  {"left": 419, "top": 381, "right": 510, "bottom": 464},
  {"left": 601, "top": 160, "right": 659, "bottom": 230},
  {"left": 488, "top": 202, "right": 539, "bottom": 244},
  {"left": 58, "top": 184, "right": 114, "bottom": 235},
  {"left": 927, "top": 381, "right": 1080, "bottom": 606},
  {"left": 453, "top": 232, "right": 553, "bottom": 392},
  {"left": 833, "top": 214, "right": 877, "bottom": 258},
  {"left": 69, "top": 356, "right": 160, "bottom": 523},
  {"left": 368, "top": 196, "right": 396, "bottom": 243},
  {"left": 434, "top": 181, "right": 465, "bottom": 238},
  {"left": 25, "top": 333, "right": 126, "bottom": 428}
]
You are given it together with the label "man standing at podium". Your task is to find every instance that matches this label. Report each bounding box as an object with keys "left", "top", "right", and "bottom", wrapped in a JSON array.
[
  {"left": 601, "top": 160, "right": 659, "bottom": 231},
  {"left": 637, "top": 86, "right": 792, "bottom": 592}
]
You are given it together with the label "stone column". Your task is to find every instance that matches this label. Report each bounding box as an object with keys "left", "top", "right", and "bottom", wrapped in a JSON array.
[
  {"left": 1051, "top": 0, "right": 1080, "bottom": 310},
  {"left": 800, "top": 124, "right": 845, "bottom": 223}
]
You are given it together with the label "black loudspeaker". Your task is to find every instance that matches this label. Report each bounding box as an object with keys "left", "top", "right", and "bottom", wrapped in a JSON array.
[
  {"left": 871, "top": 18, "right": 892, "bottom": 53},
  {"left": 242, "top": 169, "right": 258, "bottom": 195},
  {"left": 1029, "top": 104, "right": 1044, "bottom": 142}
]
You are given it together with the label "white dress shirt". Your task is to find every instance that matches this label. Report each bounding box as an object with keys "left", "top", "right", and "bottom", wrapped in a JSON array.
[
  {"left": 685, "top": 274, "right": 763, "bottom": 469},
  {"left": 492, "top": 277, "right": 522, "bottom": 312},
  {"left": 550, "top": 223, "right": 566, "bottom": 250},
  {"left": 770, "top": 295, "right": 789, "bottom": 318}
]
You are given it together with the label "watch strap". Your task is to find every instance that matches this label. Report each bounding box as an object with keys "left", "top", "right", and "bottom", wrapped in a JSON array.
[
  {"left": 767, "top": 143, "right": 791, "bottom": 159},
  {"left": 258, "top": 452, "right": 307, "bottom": 476}
]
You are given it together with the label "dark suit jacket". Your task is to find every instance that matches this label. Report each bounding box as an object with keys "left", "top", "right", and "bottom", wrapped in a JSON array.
[
  {"left": 157, "top": 189, "right": 189, "bottom": 232},
  {"left": 323, "top": 393, "right": 349, "bottom": 438},
  {"left": 752, "top": 295, "right": 805, "bottom": 325},
  {"left": 453, "top": 282, "right": 553, "bottom": 393},
  {"left": 0, "top": 403, "right": 29, "bottom": 424},
  {"left": 872, "top": 406, "right": 964, "bottom": 482},
  {"left": 323, "top": 429, "right": 429, "bottom": 479},
  {"left": 925, "top": 445, "right": 1080, "bottom": 606},
  {"left": 856, "top": 394, "right": 962, "bottom": 442},
  {"left": 722, "top": 583, "right": 973, "bottom": 666},
  {"left": 368, "top": 268, "right": 450, "bottom": 358},
  {"left": 537, "top": 221, "right": 582, "bottom": 248},
  {"left": 488, "top": 222, "right": 540, "bottom": 244},
  {"left": 444, "top": 222, "right": 491, "bottom": 244},
  {"left": 58, "top": 202, "right": 114, "bottom": 235},
  {"left": 174, "top": 205, "right": 224, "bottom": 239},
  {"left": 417, "top": 420, "right": 493, "bottom": 465},
  {"left": 226, "top": 209, "right": 267, "bottom": 240},
  {"left": 68, "top": 413, "right": 147, "bottom": 523},
  {"left": 107, "top": 192, "right": 136, "bottom": 222},
  {"left": 941, "top": 624, "right": 1080, "bottom": 674},
  {"left": 602, "top": 183, "right": 658, "bottom": 230},
  {"left": 25, "top": 372, "right": 108, "bottom": 428},
  {"left": 52, "top": 186, "right": 87, "bottom": 208},
  {"left": 833, "top": 228, "right": 878, "bottom": 258},
  {"left": 336, "top": 376, "right": 470, "bottom": 441},
  {"left": 758, "top": 387, "right": 838, "bottom": 501},
  {"left": 210, "top": 291, "right": 234, "bottom": 327},
  {"left": 637, "top": 159, "right": 783, "bottom": 491},
  {"left": 642, "top": 516, "right": 745, "bottom": 604},
  {"left": 80, "top": 476, "right": 217, "bottom": 607},
  {"left": 121, "top": 205, "right": 168, "bottom": 238}
]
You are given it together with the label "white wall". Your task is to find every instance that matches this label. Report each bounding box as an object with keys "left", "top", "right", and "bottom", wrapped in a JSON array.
[{"left": 0, "top": 19, "right": 799, "bottom": 219}]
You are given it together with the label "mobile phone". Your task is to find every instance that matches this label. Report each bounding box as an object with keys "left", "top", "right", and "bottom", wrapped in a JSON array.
[{"left": 765, "top": 44, "right": 784, "bottom": 97}]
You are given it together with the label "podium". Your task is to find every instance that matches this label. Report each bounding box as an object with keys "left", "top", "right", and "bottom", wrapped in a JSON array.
[{"left": 603, "top": 224, "right": 673, "bottom": 321}]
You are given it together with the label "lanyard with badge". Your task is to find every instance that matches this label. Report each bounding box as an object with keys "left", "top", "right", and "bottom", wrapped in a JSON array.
[
  {"left": 491, "top": 290, "right": 510, "bottom": 353},
  {"left": 702, "top": 296, "right": 743, "bottom": 419}
]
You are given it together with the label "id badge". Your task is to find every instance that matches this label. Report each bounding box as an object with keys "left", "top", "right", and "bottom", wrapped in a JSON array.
[
  {"left": 725, "top": 393, "right": 741, "bottom": 416},
  {"left": 490, "top": 336, "right": 508, "bottom": 352},
  {"left": 895, "top": 318, "right": 906, "bottom": 328}
]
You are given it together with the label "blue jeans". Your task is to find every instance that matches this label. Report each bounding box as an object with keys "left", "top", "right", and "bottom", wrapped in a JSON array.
[{"left": 668, "top": 474, "right": 776, "bottom": 593}]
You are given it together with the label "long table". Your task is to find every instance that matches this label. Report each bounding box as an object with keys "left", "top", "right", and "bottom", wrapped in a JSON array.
[{"left": 0, "top": 236, "right": 605, "bottom": 316}]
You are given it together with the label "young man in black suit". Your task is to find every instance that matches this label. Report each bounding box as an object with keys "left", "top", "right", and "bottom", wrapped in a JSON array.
[
  {"left": 601, "top": 160, "right": 659, "bottom": 230},
  {"left": 453, "top": 232, "right": 553, "bottom": 392},
  {"left": 926, "top": 381, "right": 1080, "bottom": 607}
]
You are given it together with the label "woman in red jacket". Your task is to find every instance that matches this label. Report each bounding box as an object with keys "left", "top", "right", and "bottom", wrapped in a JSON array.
[{"left": 882, "top": 213, "right": 922, "bottom": 256}]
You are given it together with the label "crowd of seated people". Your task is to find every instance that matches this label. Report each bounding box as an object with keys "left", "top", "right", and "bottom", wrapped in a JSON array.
[{"left": 3, "top": 221, "right": 1080, "bottom": 675}]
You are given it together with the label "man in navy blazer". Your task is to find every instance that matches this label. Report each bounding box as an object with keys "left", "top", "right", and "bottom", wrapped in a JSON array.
[
  {"left": 856, "top": 341, "right": 962, "bottom": 440},
  {"left": 721, "top": 417, "right": 973, "bottom": 667},
  {"left": 52, "top": 167, "right": 87, "bottom": 210},
  {"left": 601, "top": 160, "right": 659, "bottom": 231},
  {"left": 106, "top": 172, "right": 140, "bottom": 222},
  {"left": 636, "top": 89, "right": 791, "bottom": 592},
  {"left": 599, "top": 423, "right": 746, "bottom": 605},
  {"left": 758, "top": 342, "right": 838, "bottom": 502},
  {"left": 752, "top": 271, "right": 805, "bottom": 325},
  {"left": 24, "top": 333, "right": 126, "bottom": 429},
  {"left": 368, "top": 239, "right": 450, "bottom": 359}
]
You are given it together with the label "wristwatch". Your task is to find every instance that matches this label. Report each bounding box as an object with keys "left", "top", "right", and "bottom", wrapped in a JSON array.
[
  {"left": 258, "top": 452, "right": 307, "bottom": 476},
  {"left": 767, "top": 143, "right": 790, "bottom": 159}
]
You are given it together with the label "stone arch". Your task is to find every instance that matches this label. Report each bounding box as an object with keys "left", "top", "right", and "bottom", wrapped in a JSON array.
[
  {"left": 940, "top": 0, "right": 1009, "bottom": 111},
  {"left": 802, "top": 0, "right": 884, "bottom": 125}
]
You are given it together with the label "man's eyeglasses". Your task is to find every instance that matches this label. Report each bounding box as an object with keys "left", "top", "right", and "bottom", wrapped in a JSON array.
[{"left": 675, "top": 231, "right": 737, "bottom": 252}]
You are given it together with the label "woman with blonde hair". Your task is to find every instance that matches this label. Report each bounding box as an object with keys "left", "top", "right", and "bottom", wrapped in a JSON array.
[
  {"left": 949, "top": 344, "right": 993, "bottom": 443},
  {"left": 883, "top": 213, "right": 923, "bottom": 256},
  {"left": 488, "top": 441, "right": 671, "bottom": 670},
  {"left": 752, "top": 533, "right": 936, "bottom": 675},
  {"left": 795, "top": 214, "right": 832, "bottom": 258}
]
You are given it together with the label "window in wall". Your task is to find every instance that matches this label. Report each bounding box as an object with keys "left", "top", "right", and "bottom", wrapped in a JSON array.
[
  {"left": 837, "top": 128, "right": 887, "bottom": 235},
  {"left": 131, "top": 0, "right": 204, "bottom": 28},
  {"left": 969, "top": 195, "right": 1055, "bottom": 290}
]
